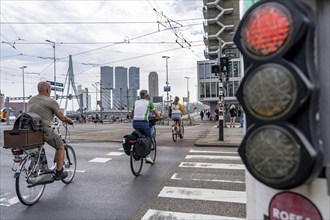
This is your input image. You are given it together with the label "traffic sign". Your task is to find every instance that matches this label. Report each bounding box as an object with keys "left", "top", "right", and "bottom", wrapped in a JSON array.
[{"left": 47, "top": 81, "right": 64, "bottom": 87}]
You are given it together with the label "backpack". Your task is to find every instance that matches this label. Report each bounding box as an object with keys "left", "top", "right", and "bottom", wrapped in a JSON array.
[
  {"left": 135, "top": 133, "right": 150, "bottom": 158},
  {"left": 11, "top": 112, "right": 44, "bottom": 134}
]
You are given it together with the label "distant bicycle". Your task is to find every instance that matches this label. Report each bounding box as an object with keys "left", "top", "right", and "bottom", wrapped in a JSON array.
[
  {"left": 6, "top": 122, "right": 76, "bottom": 206},
  {"left": 129, "top": 116, "right": 158, "bottom": 176},
  {"left": 172, "top": 119, "right": 184, "bottom": 142}
]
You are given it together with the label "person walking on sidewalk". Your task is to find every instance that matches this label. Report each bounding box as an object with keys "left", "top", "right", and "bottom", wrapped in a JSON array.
[
  {"left": 238, "top": 107, "right": 244, "bottom": 128},
  {"left": 229, "top": 104, "right": 237, "bottom": 128},
  {"left": 200, "top": 110, "right": 204, "bottom": 121},
  {"left": 131, "top": 90, "right": 161, "bottom": 164}
]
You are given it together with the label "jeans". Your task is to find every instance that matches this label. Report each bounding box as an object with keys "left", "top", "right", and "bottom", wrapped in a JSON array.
[
  {"left": 240, "top": 115, "right": 244, "bottom": 127},
  {"left": 133, "top": 120, "right": 152, "bottom": 148}
]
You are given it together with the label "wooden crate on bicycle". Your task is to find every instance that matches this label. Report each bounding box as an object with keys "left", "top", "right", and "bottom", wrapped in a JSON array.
[{"left": 3, "top": 129, "right": 44, "bottom": 149}]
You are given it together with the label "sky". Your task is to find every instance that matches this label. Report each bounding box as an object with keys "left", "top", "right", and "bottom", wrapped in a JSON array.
[{"left": 0, "top": 0, "right": 205, "bottom": 110}]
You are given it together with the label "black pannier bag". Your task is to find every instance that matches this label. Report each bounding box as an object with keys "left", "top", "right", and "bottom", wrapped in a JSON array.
[
  {"left": 122, "top": 135, "right": 131, "bottom": 155},
  {"left": 135, "top": 134, "right": 151, "bottom": 158},
  {"left": 122, "top": 131, "right": 140, "bottom": 156}
]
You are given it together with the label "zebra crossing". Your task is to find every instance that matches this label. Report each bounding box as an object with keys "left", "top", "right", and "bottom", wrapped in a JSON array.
[{"left": 141, "top": 148, "right": 246, "bottom": 219}]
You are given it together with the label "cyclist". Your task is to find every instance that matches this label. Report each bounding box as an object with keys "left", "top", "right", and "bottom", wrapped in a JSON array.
[
  {"left": 27, "top": 81, "right": 74, "bottom": 180},
  {"left": 131, "top": 90, "right": 161, "bottom": 164},
  {"left": 170, "top": 96, "right": 186, "bottom": 138}
]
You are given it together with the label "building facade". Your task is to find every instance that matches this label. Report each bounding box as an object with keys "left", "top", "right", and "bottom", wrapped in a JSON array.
[
  {"left": 128, "top": 67, "right": 140, "bottom": 109},
  {"left": 200, "top": 0, "right": 242, "bottom": 114},
  {"left": 113, "top": 66, "right": 128, "bottom": 110},
  {"left": 148, "top": 71, "right": 159, "bottom": 101},
  {"left": 100, "top": 66, "right": 114, "bottom": 110}
]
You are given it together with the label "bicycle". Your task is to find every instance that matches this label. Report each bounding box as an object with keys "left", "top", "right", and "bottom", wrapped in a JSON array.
[
  {"left": 130, "top": 117, "right": 158, "bottom": 176},
  {"left": 172, "top": 119, "right": 184, "bottom": 142},
  {"left": 6, "top": 122, "right": 76, "bottom": 206}
]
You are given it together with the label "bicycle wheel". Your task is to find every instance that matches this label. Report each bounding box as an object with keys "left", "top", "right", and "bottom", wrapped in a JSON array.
[
  {"left": 149, "top": 136, "right": 157, "bottom": 163},
  {"left": 130, "top": 146, "right": 143, "bottom": 176},
  {"left": 16, "top": 156, "right": 45, "bottom": 206},
  {"left": 172, "top": 126, "right": 177, "bottom": 142},
  {"left": 62, "top": 145, "right": 77, "bottom": 184},
  {"left": 180, "top": 125, "right": 184, "bottom": 139}
]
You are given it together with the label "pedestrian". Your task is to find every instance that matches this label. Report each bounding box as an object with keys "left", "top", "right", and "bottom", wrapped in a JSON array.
[
  {"left": 200, "top": 110, "right": 204, "bottom": 121},
  {"left": 229, "top": 104, "right": 237, "bottom": 128},
  {"left": 238, "top": 107, "right": 244, "bottom": 128}
]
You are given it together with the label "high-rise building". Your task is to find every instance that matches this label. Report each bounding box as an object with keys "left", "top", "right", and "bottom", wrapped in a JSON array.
[
  {"left": 128, "top": 67, "right": 140, "bottom": 109},
  {"left": 148, "top": 71, "right": 159, "bottom": 101},
  {"left": 203, "top": 0, "right": 240, "bottom": 60},
  {"left": 113, "top": 66, "right": 128, "bottom": 110},
  {"left": 77, "top": 85, "right": 91, "bottom": 111},
  {"left": 100, "top": 66, "right": 113, "bottom": 110},
  {"left": 200, "top": 0, "right": 242, "bottom": 114},
  {"left": 0, "top": 90, "right": 4, "bottom": 110}
]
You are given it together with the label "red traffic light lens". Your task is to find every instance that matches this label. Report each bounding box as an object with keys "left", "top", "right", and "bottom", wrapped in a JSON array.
[
  {"left": 243, "top": 64, "right": 297, "bottom": 120},
  {"left": 241, "top": 2, "right": 292, "bottom": 58},
  {"left": 245, "top": 125, "right": 300, "bottom": 181}
]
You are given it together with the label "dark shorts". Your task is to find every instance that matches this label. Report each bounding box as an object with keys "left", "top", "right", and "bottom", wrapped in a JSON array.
[{"left": 44, "top": 132, "right": 63, "bottom": 150}]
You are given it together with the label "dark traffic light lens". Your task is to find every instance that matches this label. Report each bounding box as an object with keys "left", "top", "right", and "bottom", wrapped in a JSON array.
[
  {"left": 243, "top": 64, "right": 297, "bottom": 120},
  {"left": 241, "top": 2, "right": 292, "bottom": 58},
  {"left": 245, "top": 125, "right": 300, "bottom": 181}
]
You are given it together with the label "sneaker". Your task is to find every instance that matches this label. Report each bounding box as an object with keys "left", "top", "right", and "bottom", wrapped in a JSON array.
[
  {"left": 145, "top": 156, "right": 154, "bottom": 164},
  {"left": 54, "top": 168, "right": 68, "bottom": 181}
]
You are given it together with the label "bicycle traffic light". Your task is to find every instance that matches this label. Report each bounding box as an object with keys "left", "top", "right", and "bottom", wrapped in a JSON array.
[
  {"left": 220, "top": 57, "right": 229, "bottom": 73},
  {"left": 234, "top": 0, "right": 322, "bottom": 189}
]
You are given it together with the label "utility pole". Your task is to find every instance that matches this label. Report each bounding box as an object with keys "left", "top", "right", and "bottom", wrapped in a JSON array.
[
  {"left": 45, "top": 40, "right": 56, "bottom": 97},
  {"left": 20, "top": 66, "right": 27, "bottom": 112},
  {"left": 185, "top": 77, "right": 190, "bottom": 118},
  {"left": 218, "top": 41, "right": 224, "bottom": 141},
  {"left": 162, "top": 56, "right": 170, "bottom": 107}
]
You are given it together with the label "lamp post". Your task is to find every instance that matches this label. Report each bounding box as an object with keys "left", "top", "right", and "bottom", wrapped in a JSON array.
[
  {"left": 185, "top": 77, "right": 190, "bottom": 118},
  {"left": 45, "top": 40, "right": 56, "bottom": 97},
  {"left": 162, "top": 56, "right": 170, "bottom": 107},
  {"left": 93, "top": 82, "right": 99, "bottom": 111},
  {"left": 20, "top": 66, "right": 27, "bottom": 112},
  {"left": 120, "top": 88, "right": 122, "bottom": 112}
]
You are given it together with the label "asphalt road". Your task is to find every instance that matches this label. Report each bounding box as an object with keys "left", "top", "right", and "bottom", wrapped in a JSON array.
[{"left": 0, "top": 122, "right": 245, "bottom": 220}]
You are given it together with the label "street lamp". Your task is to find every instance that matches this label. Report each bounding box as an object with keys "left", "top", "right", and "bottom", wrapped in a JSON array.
[
  {"left": 162, "top": 56, "right": 170, "bottom": 107},
  {"left": 93, "top": 82, "right": 99, "bottom": 110},
  {"left": 45, "top": 39, "right": 56, "bottom": 97},
  {"left": 20, "top": 66, "right": 27, "bottom": 112},
  {"left": 185, "top": 77, "right": 190, "bottom": 118}
]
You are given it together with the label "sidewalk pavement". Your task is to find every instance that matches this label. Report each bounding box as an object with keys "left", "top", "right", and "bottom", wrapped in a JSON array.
[{"left": 194, "top": 123, "right": 244, "bottom": 147}]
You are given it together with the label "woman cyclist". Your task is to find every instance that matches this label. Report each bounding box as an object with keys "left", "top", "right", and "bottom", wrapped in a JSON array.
[{"left": 170, "top": 96, "right": 186, "bottom": 138}]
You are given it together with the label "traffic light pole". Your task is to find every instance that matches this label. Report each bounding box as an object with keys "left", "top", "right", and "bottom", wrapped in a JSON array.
[
  {"left": 218, "top": 41, "right": 224, "bottom": 141},
  {"left": 316, "top": 0, "right": 330, "bottom": 195}
]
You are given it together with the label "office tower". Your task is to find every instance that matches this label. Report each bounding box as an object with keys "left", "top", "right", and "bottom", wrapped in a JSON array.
[
  {"left": 128, "top": 67, "right": 140, "bottom": 109},
  {"left": 113, "top": 66, "right": 128, "bottom": 110},
  {"left": 148, "top": 71, "right": 159, "bottom": 102},
  {"left": 100, "top": 66, "right": 113, "bottom": 109},
  {"left": 77, "top": 85, "right": 91, "bottom": 111}
]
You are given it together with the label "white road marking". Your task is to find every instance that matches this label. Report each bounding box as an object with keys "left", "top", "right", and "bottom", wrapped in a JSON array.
[
  {"left": 189, "top": 150, "right": 238, "bottom": 154},
  {"left": 142, "top": 209, "right": 245, "bottom": 220},
  {"left": 179, "top": 162, "right": 245, "bottom": 170},
  {"left": 106, "top": 152, "right": 125, "bottom": 156},
  {"left": 88, "top": 158, "right": 112, "bottom": 163},
  {"left": 158, "top": 186, "right": 246, "bottom": 204},
  {"left": 170, "top": 173, "right": 245, "bottom": 184},
  {"left": 118, "top": 148, "right": 123, "bottom": 151},
  {"left": 0, "top": 196, "right": 20, "bottom": 207},
  {"left": 185, "top": 155, "right": 241, "bottom": 160},
  {"left": 75, "top": 170, "right": 86, "bottom": 173}
]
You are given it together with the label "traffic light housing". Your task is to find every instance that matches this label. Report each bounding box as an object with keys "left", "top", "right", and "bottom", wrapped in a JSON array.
[
  {"left": 234, "top": 0, "right": 322, "bottom": 189},
  {"left": 220, "top": 57, "right": 229, "bottom": 73},
  {"left": 211, "top": 65, "right": 220, "bottom": 74}
]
